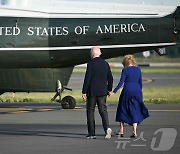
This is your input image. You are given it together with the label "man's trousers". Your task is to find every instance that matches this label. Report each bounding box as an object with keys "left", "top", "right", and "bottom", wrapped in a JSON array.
[{"left": 86, "top": 96, "right": 110, "bottom": 136}]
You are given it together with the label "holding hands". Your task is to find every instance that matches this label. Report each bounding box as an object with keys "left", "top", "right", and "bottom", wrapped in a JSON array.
[
  {"left": 108, "top": 91, "right": 115, "bottom": 97},
  {"left": 82, "top": 93, "right": 87, "bottom": 100},
  {"left": 82, "top": 92, "right": 114, "bottom": 100}
]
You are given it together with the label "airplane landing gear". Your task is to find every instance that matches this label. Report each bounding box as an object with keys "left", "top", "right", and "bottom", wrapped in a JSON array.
[
  {"left": 61, "top": 96, "right": 76, "bottom": 109},
  {"left": 51, "top": 80, "right": 76, "bottom": 109}
]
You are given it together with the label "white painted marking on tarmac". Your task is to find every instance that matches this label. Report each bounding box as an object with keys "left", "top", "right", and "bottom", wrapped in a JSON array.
[{"left": 131, "top": 145, "right": 147, "bottom": 147}]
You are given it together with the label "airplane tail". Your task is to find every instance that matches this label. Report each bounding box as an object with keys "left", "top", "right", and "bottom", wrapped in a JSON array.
[{"left": 174, "top": 6, "right": 180, "bottom": 43}]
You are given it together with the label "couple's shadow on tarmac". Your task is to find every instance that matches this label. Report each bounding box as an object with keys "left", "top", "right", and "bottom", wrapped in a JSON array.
[{"left": 0, "top": 129, "right": 107, "bottom": 140}]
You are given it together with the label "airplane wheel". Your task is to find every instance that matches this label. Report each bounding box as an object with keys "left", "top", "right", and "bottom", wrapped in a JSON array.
[{"left": 61, "top": 96, "right": 76, "bottom": 109}]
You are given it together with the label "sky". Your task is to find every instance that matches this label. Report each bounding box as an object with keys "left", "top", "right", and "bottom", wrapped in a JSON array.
[{"left": 65, "top": 0, "right": 180, "bottom": 6}]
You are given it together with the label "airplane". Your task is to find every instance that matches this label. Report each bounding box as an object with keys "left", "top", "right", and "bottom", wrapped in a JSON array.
[{"left": 0, "top": 0, "right": 179, "bottom": 109}]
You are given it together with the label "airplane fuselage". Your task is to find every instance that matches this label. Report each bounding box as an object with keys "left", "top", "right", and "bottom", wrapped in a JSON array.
[
  {"left": 0, "top": 10, "right": 179, "bottom": 69},
  {"left": 0, "top": 3, "right": 179, "bottom": 93}
]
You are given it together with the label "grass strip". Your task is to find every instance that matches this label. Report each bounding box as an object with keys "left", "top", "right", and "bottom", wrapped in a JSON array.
[
  {"left": 73, "top": 67, "right": 180, "bottom": 74},
  {"left": 0, "top": 86, "right": 179, "bottom": 104}
]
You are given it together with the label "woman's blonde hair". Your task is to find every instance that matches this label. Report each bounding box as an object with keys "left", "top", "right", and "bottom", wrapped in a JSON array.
[{"left": 122, "top": 55, "right": 137, "bottom": 67}]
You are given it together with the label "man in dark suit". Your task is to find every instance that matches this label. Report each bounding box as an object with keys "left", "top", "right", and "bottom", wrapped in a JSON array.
[{"left": 82, "top": 47, "right": 113, "bottom": 139}]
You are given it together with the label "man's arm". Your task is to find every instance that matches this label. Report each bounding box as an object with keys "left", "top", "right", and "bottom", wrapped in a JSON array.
[
  {"left": 82, "top": 63, "right": 92, "bottom": 99},
  {"left": 107, "top": 64, "right": 113, "bottom": 93}
]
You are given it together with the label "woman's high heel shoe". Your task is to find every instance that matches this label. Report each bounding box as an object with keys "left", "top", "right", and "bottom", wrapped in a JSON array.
[
  {"left": 114, "top": 132, "right": 124, "bottom": 137},
  {"left": 130, "top": 133, "right": 137, "bottom": 138}
]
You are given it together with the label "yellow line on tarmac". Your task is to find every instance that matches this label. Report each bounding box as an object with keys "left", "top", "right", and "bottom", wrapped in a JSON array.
[
  {"left": 107, "top": 109, "right": 180, "bottom": 112},
  {"left": 64, "top": 108, "right": 180, "bottom": 112},
  {"left": 62, "top": 106, "right": 84, "bottom": 111},
  {"left": 75, "top": 107, "right": 84, "bottom": 109},
  {"left": 38, "top": 109, "right": 54, "bottom": 112},
  {"left": 10, "top": 111, "right": 31, "bottom": 114},
  {"left": 1, "top": 107, "right": 180, "bottom": 113},
  {"left": 143, "top": 78, "right": 153, "bottom": 83},
  {"left": 0, "top": 108, "right": 32, "bottom": 111}
]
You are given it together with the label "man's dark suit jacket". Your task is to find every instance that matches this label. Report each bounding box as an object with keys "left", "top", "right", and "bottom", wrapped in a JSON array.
[{"left": 82, "top": 57, "right": 113, "bottom": 97}]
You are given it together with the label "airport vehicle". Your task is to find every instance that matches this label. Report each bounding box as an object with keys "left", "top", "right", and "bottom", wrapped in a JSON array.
[{"left": 0, "top": 0, "right": 179, "bottom": 109}]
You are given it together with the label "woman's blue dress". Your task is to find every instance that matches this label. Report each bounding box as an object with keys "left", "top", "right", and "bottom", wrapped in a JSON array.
[{"left": 113, "top": 66, "right": 149, "bottom": 125}]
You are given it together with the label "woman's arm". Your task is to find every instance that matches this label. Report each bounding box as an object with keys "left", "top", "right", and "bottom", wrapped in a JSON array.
[
  {"left": 138, "top": 68, "right": 142, "bottom": 90},
  {"left": 113, "top": 68, "right": 126, "bottom": 93}
]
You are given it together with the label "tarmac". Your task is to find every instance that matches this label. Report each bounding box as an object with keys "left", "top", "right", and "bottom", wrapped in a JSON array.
[{"left": 0, "top": 103, "right": 180, "bottom": 154}]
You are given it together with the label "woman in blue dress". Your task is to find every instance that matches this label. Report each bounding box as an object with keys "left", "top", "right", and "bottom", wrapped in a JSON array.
[{"left": 110, "top": 55, "right": 149, "bottom": 138}]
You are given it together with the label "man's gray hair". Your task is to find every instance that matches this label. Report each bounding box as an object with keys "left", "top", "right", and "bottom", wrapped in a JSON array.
[{"left": 90, "top": 47, "right": 102, "bottom": 57}]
